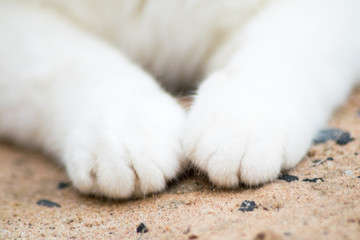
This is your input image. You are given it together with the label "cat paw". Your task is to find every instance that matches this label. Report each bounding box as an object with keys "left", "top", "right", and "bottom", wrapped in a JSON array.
[
  {"left": 61, "top": 99, "right": 187, "bottom": 199},
  {"left": 183, "top": 74, "right": 313, "bottom": 187}
]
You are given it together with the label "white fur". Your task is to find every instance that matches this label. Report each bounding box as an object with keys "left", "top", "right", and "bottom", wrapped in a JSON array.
[
  {"left": 0, "top": 0, "right": 359, "bottom": 197},
  {"left": 184, "top": 0, "right": 360, "bottom": 186}
]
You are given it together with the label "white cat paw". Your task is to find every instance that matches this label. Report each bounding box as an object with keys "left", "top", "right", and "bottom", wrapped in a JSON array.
[
  {"left": 61, "top": 98, "right": 187, "bottom": 199},
  {"left": 183, "top": 74, "right": 313, "bottom": 187}
]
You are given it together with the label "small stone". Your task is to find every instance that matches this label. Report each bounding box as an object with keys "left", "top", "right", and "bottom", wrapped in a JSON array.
[
  {"left": 336, "top": 132, "right": 354, "bottom": 145},
  {"left": 345, "top": 170, "right": 353, "bottom": 176},
  {"left": 136, "top": 223, "right": 149, "bottom": 233},
  {"left": 57, "top": 182, "right": 71, "bottom": 190},
  {"left": 307, "top": 150, "right": 316, "bottom": 157},
  {"left": 278, "top": 174, "right": 298, "bottom": 182},
  {"left": 239, "top": 200, "right": 258, "bottom": 212},
  {"left": 313, "top": 157, "right": 334, "bottom": 167},
  {"left": 189, "top": 235, "right": 198, "bottom": 239},
  {"left": 253, "top": 230, "right": 282, "bottom": 240},
  {"left": 313, "top": 129, "right": 354, "bottom": 145},
  {"left": 303, "top": 178, "right": 324, "bottom": 183},
  {"left": 36, "top": 199, "right": 61, "bottom": 208}
]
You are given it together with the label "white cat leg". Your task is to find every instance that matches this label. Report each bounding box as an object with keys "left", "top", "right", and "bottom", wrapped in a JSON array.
[
  {"left": 183, "top": 0, "right": 360, "bottom": 187},
  {"left": 0, "top": 2, "right": 187, "bottom": 198}
]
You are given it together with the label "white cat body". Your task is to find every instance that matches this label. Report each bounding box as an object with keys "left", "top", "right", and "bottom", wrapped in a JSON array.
[
  {"left": 0, "top": 0, "right": 359, "bottom": 197},
  {"left": 12, "top": 0, "right": 269, "bottom": 88}
]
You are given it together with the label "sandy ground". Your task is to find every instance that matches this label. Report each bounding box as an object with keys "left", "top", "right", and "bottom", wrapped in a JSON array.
[{"left": 1, "top": 89, "right": 360, "bottom": 240}]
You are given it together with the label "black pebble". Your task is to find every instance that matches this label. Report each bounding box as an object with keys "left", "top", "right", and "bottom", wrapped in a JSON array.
[
  {"left": 57, "top": 182, "right": 71, "bottom": 190},
  {"left": 313, "top": 157, "right": 334, "bottom": 167},
  {"left": 278, "top": 174, "right": 299, "bottom": 182},
  {"left": 357, "top": 176, "right": 360, "bottom": 178},
  {"left": 303, "top": 178, "right": 324, "bottom": 183},
  {"left": 239, "top": 200, "right": 258, "bottom": 212},
  {"left": 336, "top": 132, "right": 354, "bottom": 145},
  {"left": 136, "top": 223, "right": 149, "bottom": 233},
  {"left": 36, "top": 199, "right": 61, "bottom": 208},
  {"left": 313, "top": 129, "right": 354, "bottom": 145}
]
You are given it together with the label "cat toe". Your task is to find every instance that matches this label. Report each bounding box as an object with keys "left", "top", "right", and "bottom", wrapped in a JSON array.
[
  {"left": 183, "top": 99, "right": 311, "bottom": 188},
  {"left": 63, "top": 140, "right": 185, "bottom": 198},
  {"left": 62, "top": 115, "right": 186, "bottom": 198}
]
